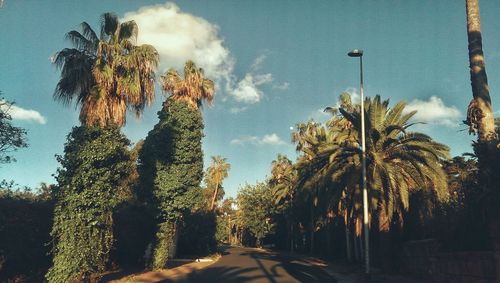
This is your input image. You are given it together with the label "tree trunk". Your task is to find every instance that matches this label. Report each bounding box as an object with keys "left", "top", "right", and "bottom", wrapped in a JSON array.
[
  {"left": 210, "top": 181, "right": 220, "bottom": 211},
  {"left": 345, "top": 216, "right": 353, "bottom": 262},
  {"left": 465, "top": 0, "right": 496, "bottom": 141},
  {"left": 169, "top": 221, "right": 180, "bottom": 259},
  {"left": 466, "top": 1, "right": 500, "bottom": 280},
  {"left": 309, "top": 201, "right": 315, "bottom": 254},
  {"left": 353, "top": 234, "right": 360, "bottom": 262}
]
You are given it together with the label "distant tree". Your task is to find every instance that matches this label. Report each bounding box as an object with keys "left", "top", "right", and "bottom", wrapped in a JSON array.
[
  {"left": 236, "top": 182, "right": 276, "bottom": 247},
  {"left": 269, "top": 154, "right": 297, "bottom": 252},
  {"left": 140, "top": 60, "right": 214, "bottom": 269},
  {"left": 0, "top": 97, "right": 27, "bottom": 164},
  {"left": 206, "top": 156, "right": 230, "bottom": 211}
]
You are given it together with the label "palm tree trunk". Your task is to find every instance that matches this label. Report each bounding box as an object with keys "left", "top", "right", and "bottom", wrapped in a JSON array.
[
  {"left": 345, "top": 214, "right": 353, "bottom": 262},
  {"left": 465, "top": 0, "right": 496, "bottom": 141},
  {"left": 210, "top": 181, "right": 220, "bottom": 211},
  {"left": 309, "top": 201, "right": 315, "bottom": 254},
  {"left": 466, "top": 1, "right": 500, "bottom": 279},
  {"left": 353, "top": 233, "right": 360, "bottom": 262}
]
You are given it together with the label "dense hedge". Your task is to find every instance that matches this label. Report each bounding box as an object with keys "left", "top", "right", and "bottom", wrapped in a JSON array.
[{"left": 0, "top": 194, "right": 53, "bottom": 282}]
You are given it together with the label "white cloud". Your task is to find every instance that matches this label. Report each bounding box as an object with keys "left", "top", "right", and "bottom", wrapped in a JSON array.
[
  {"left": 230, "top": 133, "right": 286, "bottom": 146},
  {"left": 1, "top": 101, "right": 46, "bottom": 124},
  {"left": 273, "top": 82, "right": 290, "bottom": 90},
  {"left": 229, "top": 106, "right": 248, "bottom": 114},
  {"left": 228, "top": 73, "right": 273, "bottom": 104},
  {"left": 404, "top": 96, "right": 462, "bottom": 127},
  {"left": 343, "top": 87, "right": 360, "bottom": 104},
  {"left": 250, "top": 53, "right": 268, "bottom": 71},
  {"left": 122, "top": 2, "right": 233, "bottom": 80},
  {"left": 308, "top": 108, "right": 330, "bottom": 123},
  {"left": 123, "top": 3, "right": 278, "bottom": 105}
]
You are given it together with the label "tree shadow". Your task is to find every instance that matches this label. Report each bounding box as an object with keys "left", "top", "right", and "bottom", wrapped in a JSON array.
[
  {"left": 159, "top": 266, "right": 262, "bottom": 283},
  {"left": 241, "top": 250, "right": 336, "bottom": 283}
]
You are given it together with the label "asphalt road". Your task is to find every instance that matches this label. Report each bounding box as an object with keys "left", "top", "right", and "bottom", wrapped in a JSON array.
[{"left": 161, "top": 246, "right": 337, "bottom": 283}]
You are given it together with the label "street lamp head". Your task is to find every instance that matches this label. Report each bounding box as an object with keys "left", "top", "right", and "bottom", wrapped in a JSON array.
[{"left": 348, "top": 49, "right": 363, "bottom": 57}]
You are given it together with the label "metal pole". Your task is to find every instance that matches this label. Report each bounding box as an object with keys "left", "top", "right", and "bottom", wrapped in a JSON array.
[{"left": 359, "top": 55, "right": 370, "bottom": 276}]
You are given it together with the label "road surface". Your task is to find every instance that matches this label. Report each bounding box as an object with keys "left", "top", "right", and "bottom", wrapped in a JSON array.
[{"left": 161, "top": 246, "right": 336, "bottom": 283}]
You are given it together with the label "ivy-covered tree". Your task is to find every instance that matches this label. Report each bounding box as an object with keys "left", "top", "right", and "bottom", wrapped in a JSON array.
[
  {"left": 47, "top": 12, "right": 158, "bottom": 282},
  {"left": 139, "top": 60, "right": 213, "bottom": 269},
  {"left": 46, "top": 126, "right": 134, "bottom": 282},
  {"left": 140, "top": 99, "right": 205, "bottom": 269}
]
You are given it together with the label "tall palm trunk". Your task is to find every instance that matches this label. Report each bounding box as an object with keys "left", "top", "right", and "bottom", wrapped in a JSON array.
[
  {"left": 466, "top": 1, "right": 500, "bottom": 280},
  {"left": 465, "top": 0, "right": 496, "bottom": 141},
  {"left": 210, "top": 181, "right": 220, "bottom": 211},
  {"left": 344, "top": 213, "right": 353, "bottom": 262}
]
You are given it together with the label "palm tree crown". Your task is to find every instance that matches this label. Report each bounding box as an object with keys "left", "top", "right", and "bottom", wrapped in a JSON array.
[
  {"left": 53, "top": 13, "right": 159, "bottom": 127},
  {"left": 331, "top": 95, "right": 450, "bottom": 231},
  {"left": 161, "top": 60, "right": 215, "bottom": 109},
  {"left": 207, "top": 156, "right": 230, "bottom": 210}
]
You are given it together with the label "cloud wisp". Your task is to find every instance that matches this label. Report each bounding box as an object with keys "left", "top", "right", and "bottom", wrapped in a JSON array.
[
  {"left": 404, "top": 96, "right": 462, "bottom": 127},
  {"left": 1, "top": 101, "right": 46, "bottom": 124},
  {"left": 122, "top": 2, "right": 283, "bottom": 105},
  {"left": 230, "top": 133, "right": 286, "bottom": 146}
]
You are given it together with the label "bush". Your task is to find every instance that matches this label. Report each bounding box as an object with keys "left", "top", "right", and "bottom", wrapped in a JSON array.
[{"left": 0, "top": 190, "right": 53, "bottom": 282}]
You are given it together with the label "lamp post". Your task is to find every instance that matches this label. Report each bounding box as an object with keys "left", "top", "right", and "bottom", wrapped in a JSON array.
[{"left": 348, "top": 49, "right": 370, "bottom": 276}]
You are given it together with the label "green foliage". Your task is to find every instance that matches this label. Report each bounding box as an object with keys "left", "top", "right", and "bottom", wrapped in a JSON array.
[
  {"left": 0, "top": 185, "right": 53, "bottom": 282},
  {"left": 0, "top": 97, "right": 28, "bottom": 164},
  {"left": 215, "top": 198, "right": 236, "bottom": 244},
  {"left": 178, "top": 209, "right": 217, "bottom": 256},
  {"left": 111, "top": 202, "right": 156, "bottom": 267},
  {"left": 46, "top": 126, "right": 133, "bottom": 282},
  {"left": 236, "top": 182, "right": 277, "bottom": 247},
  {"left": 139, "top": 99, "right": 204, "bottom": 268},
  {"left": 152, "top": 221, "right": 177, "bottom": 269}
]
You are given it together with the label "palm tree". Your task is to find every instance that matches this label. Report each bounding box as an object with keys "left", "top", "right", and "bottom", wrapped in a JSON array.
[
  {"left": 47, "top": 13, "right": 158, "bottom": 282},
  {"left": 207, "top": 156, "right": 231, "bottom": 211},
  {"left": 161, "top": 60, "right": 214, "bottom": 109},
  {"left": 330, "top": 95, "right": 450, "bottom": 232},
  {"left": 52, "top": 13, "right": 159, "bottom": 127},
  {"left": 270, "top": 154, "right": 297, "bottom": 252},
  {"left": 143, "top": 61, "right": 215, "bottom": 268}
]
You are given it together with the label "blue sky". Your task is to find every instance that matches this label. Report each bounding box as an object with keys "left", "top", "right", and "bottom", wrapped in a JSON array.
[{"left": 1, "top": 1, "right": 499, "bottom": 198}]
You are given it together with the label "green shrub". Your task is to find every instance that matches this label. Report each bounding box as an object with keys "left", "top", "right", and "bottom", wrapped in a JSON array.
[{"left": 0, "top": 191, "right": 53, "bottom": 282}]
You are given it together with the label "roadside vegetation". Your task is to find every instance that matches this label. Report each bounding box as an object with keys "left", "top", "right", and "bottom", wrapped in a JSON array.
[{"left": 1, "top": 0, "right": 499, "bottom": 281}]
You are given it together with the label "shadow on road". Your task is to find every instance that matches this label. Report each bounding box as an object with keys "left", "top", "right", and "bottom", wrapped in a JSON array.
[
  {"left": 159, "top": 266, "right": 262, "bottom": 282},
  {"left": 164, "top": 248, "right": 336, "bottom": 283},
  {"left": 243, "top": 250, "right": 335, "bottom": 283}
]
